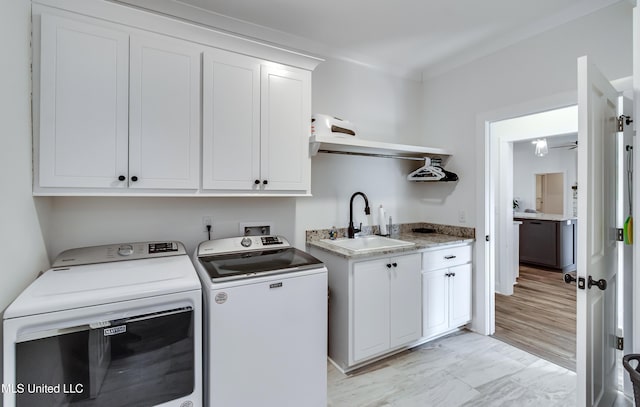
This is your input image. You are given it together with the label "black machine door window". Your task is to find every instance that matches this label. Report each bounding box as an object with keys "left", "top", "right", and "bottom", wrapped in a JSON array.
[{"left": 14, "top": 307, "right": 194, "bottom": 407}]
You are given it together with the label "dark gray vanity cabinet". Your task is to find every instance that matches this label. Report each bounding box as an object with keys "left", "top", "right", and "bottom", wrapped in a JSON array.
[{"left": 516, "top": 218, "right": 577, "bottom": 272}]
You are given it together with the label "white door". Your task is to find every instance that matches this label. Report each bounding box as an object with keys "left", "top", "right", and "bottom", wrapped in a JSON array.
[
  {"left": 353, "top": 258, "right": 390, "bottom": 362},
  {"left": 576, "top": 55, "right": 619, "bottom": 407},
  {"left": 202, "top": 49, "right": 261, "bottom": 190},
  {"left": 260, "top": 65, "right": 311, "bottom": 192},
  {"left": 129, "top": 34, "right": 201, "bottom": 190},
  {"left": 389, "top": 254, "right": 421, "bottom": 348},
  {"left": 38, "top": 14, "right": 129, "bottom": 188}
]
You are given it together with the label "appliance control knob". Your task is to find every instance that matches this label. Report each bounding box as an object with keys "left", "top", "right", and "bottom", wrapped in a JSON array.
[
  {"left": 241, "top": 237, "right": 252, "bottom": 247},
  {"left": 118, "top": 244, "right": 134, "bottom": 256}
]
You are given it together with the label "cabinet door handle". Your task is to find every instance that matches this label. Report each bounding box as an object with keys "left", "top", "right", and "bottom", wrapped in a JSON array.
[
  {"left": 392, "top": 262, "right": 397, "bottom": 268},
  {"left": 445, "top": 273, "right": 451, "bottom": 277},
  {"left": 118, "top": 175, "right": 126, "bottom": 181},
  {"left": 131, "top": 176, "right": 138, "bottom": 182},
  {"left": 254, "top": 179, "right": 260, "bottom": 185},
  {"left": 444, "top": 255, "right": 456, "bottom": 260},
  {"left": 386, "top": 263, "right": 392, "bottom": 268},
  {"left": 450, "top": 272, "right": 456, "bottom": 277},
  {"left": 263, "top": 180, "right": 268, "bottom": 185},
  {"left": 530, "top": 221, "right": 542, "bottom": 225}
]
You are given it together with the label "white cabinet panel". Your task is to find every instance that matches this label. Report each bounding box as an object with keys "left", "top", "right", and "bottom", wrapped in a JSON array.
[
  {"left": 261, "top": 66, "right": 311, "bottom": 191},
  {"left": 353, "top": 259, "right": 390, "bottom": 362},
  {"left": 389, "top": 254, "right": 422, "bottom": 348},
  {"left": 38, "top": 14, "right": 129, "bottom": 188},
  {"left": 449, "top": 263, "right": 472, "bottom": 328},
  {"left": 422, "top": 269, "right": 449, "bottom": 338},
  {"left": 202, "top": 49, "right": 261, "bottom": 190},
  {"left": 129, "top": 35, "right": 201, "bottom": 189}
]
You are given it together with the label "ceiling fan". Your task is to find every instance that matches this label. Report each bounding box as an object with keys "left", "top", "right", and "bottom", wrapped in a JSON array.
[{"left": 550, "top": 141, "right": 578, "bottom": 150}]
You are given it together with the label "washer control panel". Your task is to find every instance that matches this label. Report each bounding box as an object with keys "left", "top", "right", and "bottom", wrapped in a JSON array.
[
  {"left": 198, "top": 235, "right": 289, "bottom": 256},
  {"left": 52, "top": 241, "right": 185, "bottom": 267}
]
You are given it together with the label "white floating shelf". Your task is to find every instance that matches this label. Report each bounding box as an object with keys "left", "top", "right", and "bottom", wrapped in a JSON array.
[{"left": 309, "top": 135, "right": 451, "bottom": 162}]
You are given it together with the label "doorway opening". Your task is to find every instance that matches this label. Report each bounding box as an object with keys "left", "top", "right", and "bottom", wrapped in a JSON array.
[{"left": 490, "top": 108, "right": 579, "bottom": 370}]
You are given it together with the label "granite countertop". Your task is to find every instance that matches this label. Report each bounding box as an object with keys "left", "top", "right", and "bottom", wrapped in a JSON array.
[
  {"left": 513, "top": 212, "right": 577, "bottom": 222},
  {"left": 307, "top": 231, "right": 474, "bottom": 259}
]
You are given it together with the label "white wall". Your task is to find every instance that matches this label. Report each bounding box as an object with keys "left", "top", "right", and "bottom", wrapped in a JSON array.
[
  {"left": 421, "top": 1, "right": 633, "bottom": 227},
  {"left": 513, "top": 141, "right": 578, "bottom": 216},
  {"left": 295, "top": 58, "right": 439, "bottom": 245},
  {"left": 0, "top": 0, "right": 52, "bottom": 396}
]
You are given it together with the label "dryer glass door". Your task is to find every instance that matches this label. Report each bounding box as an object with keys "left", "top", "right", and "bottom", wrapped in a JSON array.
[{"left": 14, "top": 306, "right": 194, "bottom": 406}]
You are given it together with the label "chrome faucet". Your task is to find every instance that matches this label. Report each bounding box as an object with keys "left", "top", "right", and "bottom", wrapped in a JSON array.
[{"left": 348, "top": 192, "right": 371, "bottom": 238}]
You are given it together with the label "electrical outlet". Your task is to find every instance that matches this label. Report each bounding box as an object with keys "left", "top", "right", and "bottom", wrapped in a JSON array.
[
  {"left": 202, "top": 216, "right": 212, "bottom": 232},
  {"left": 458, "top": 210, "right": 466, "bottom": 223}
]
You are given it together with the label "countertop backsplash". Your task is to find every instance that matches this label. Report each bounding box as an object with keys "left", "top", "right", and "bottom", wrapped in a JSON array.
[{"left": 306, "top": 222, "right": 475, "bottom": 242}]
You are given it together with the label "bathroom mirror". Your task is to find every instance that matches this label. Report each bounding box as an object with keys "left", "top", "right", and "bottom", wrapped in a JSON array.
[{"left": 535, "top": 172, "right": 564, "bottom": 214}]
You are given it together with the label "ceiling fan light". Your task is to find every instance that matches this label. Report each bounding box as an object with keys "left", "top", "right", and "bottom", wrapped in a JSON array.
[{"left": 534, "top": 138, "right": 548, "bottom": 157}]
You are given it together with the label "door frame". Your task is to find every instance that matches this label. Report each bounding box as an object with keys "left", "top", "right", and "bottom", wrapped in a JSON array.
[
  {"left": 476, "top": 78, "right": 634, "bottom": 342},
  {"left": 474, "top": 89, "right": 577, "bottom": 335}
]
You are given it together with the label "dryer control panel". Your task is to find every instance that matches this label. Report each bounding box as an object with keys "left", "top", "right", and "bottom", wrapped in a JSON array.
[{"left": 52, "top": 241, "right": 186, "bottom": 267}]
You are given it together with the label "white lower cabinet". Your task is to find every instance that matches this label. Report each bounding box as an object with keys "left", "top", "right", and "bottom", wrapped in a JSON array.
[
  {"left": 422, "top": 244, "right": 472, "bottom": 339},
  {"left": 308, "top": 246, "right": 421, "bottom": 372},
  {"left": 352, "top": 253, "right": 422, "bottom": 362}
]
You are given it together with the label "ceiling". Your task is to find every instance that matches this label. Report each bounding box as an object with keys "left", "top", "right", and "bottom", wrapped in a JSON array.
[{"left": 116, "top": 0, "right": 624, "bottom": 80}]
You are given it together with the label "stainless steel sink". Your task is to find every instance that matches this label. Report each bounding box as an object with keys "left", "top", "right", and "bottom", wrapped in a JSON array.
[{"left": 320, "top": 235, "right": 415, "bottom": 253}]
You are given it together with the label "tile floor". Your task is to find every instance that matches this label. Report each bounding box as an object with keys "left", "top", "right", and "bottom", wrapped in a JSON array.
[{"left": 327, "top": 330, "right": 633, "bottom": 407}]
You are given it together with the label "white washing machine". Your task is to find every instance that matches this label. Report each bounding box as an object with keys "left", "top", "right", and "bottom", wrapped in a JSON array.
[
  {"left": 3, "top": 241, "right": 202, "bottom": 407},
  {"left": 193, "top": 235, "right": 327, "bottom": 407}
]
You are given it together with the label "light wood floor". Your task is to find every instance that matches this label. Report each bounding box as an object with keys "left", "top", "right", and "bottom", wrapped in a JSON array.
[{"left": 493, "top": 265, "right": 577, "bottom": 371}]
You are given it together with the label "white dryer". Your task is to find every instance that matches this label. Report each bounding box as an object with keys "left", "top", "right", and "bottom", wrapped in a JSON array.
[{"left": 3, "top": 241, "right": 202, "bottom": 407}]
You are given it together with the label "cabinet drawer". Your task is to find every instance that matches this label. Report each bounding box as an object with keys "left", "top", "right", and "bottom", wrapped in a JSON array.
[{"left": 422, "top": 245, "right": 471, "bottom": 270}]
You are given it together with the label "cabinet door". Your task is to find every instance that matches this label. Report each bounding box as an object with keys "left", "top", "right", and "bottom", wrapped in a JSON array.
[
  {"left": 422, "top": 269, "right": 449, "bottom": 338},
  {"left": 352, "top": 259, "right": 390, "bottom": 362},
  {"left": 202, "top": 49, "right": 261, "bottom": 190},
  {"left": 448, "top": 263, "right": 472, "bottom": 328},
  {"left": 260, "top": 65, "right": 311, "bottom": 192},
  {"left": 38, "top": 15, "right": 129, "bottom": 188},
  {"left": 519, "top": 220, "right": 558, "bottom": 266},
  {"left": 389, "top": 254, "right": 421, "bottom": 348},
  {"left": 129, "top": 34, "right": 201, "bottom": 189}
]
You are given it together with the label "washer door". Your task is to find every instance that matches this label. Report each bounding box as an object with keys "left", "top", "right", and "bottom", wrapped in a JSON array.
[{"left": 13, "top": 307, "right": 194, "bottom": 406}]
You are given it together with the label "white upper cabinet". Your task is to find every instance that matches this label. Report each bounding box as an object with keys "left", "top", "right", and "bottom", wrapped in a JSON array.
[
  {"left": 260, "top": 66, "right": 311, "bottom": 192},
  {"left": 129, "top": 34, "right": 201, "bottom": 190},
  {"left": 38, "top": 15, "right": 129, "bottom": 188},
  {"left": 202, "top": 50, "right": 312, "bottom": 194},
  {"left": 33, "top": 3, "right": 320, "bottom": 196},
  {"left": 37, "top": 14, "right": 201, "bottom": 192},
  {"left": 202, "top": 49, "right": 261, "bottom": 191}
]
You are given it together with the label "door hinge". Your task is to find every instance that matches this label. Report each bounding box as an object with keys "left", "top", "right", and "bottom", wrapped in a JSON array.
[
  {"left": 616, "top": 228, "right": 624, "bottom": 242},
  {"left": 618, "top": 115, "right": 633, "bottom": 131},
  {"left": 617, "top": 336, "right": 624, "bottom": 351}
]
